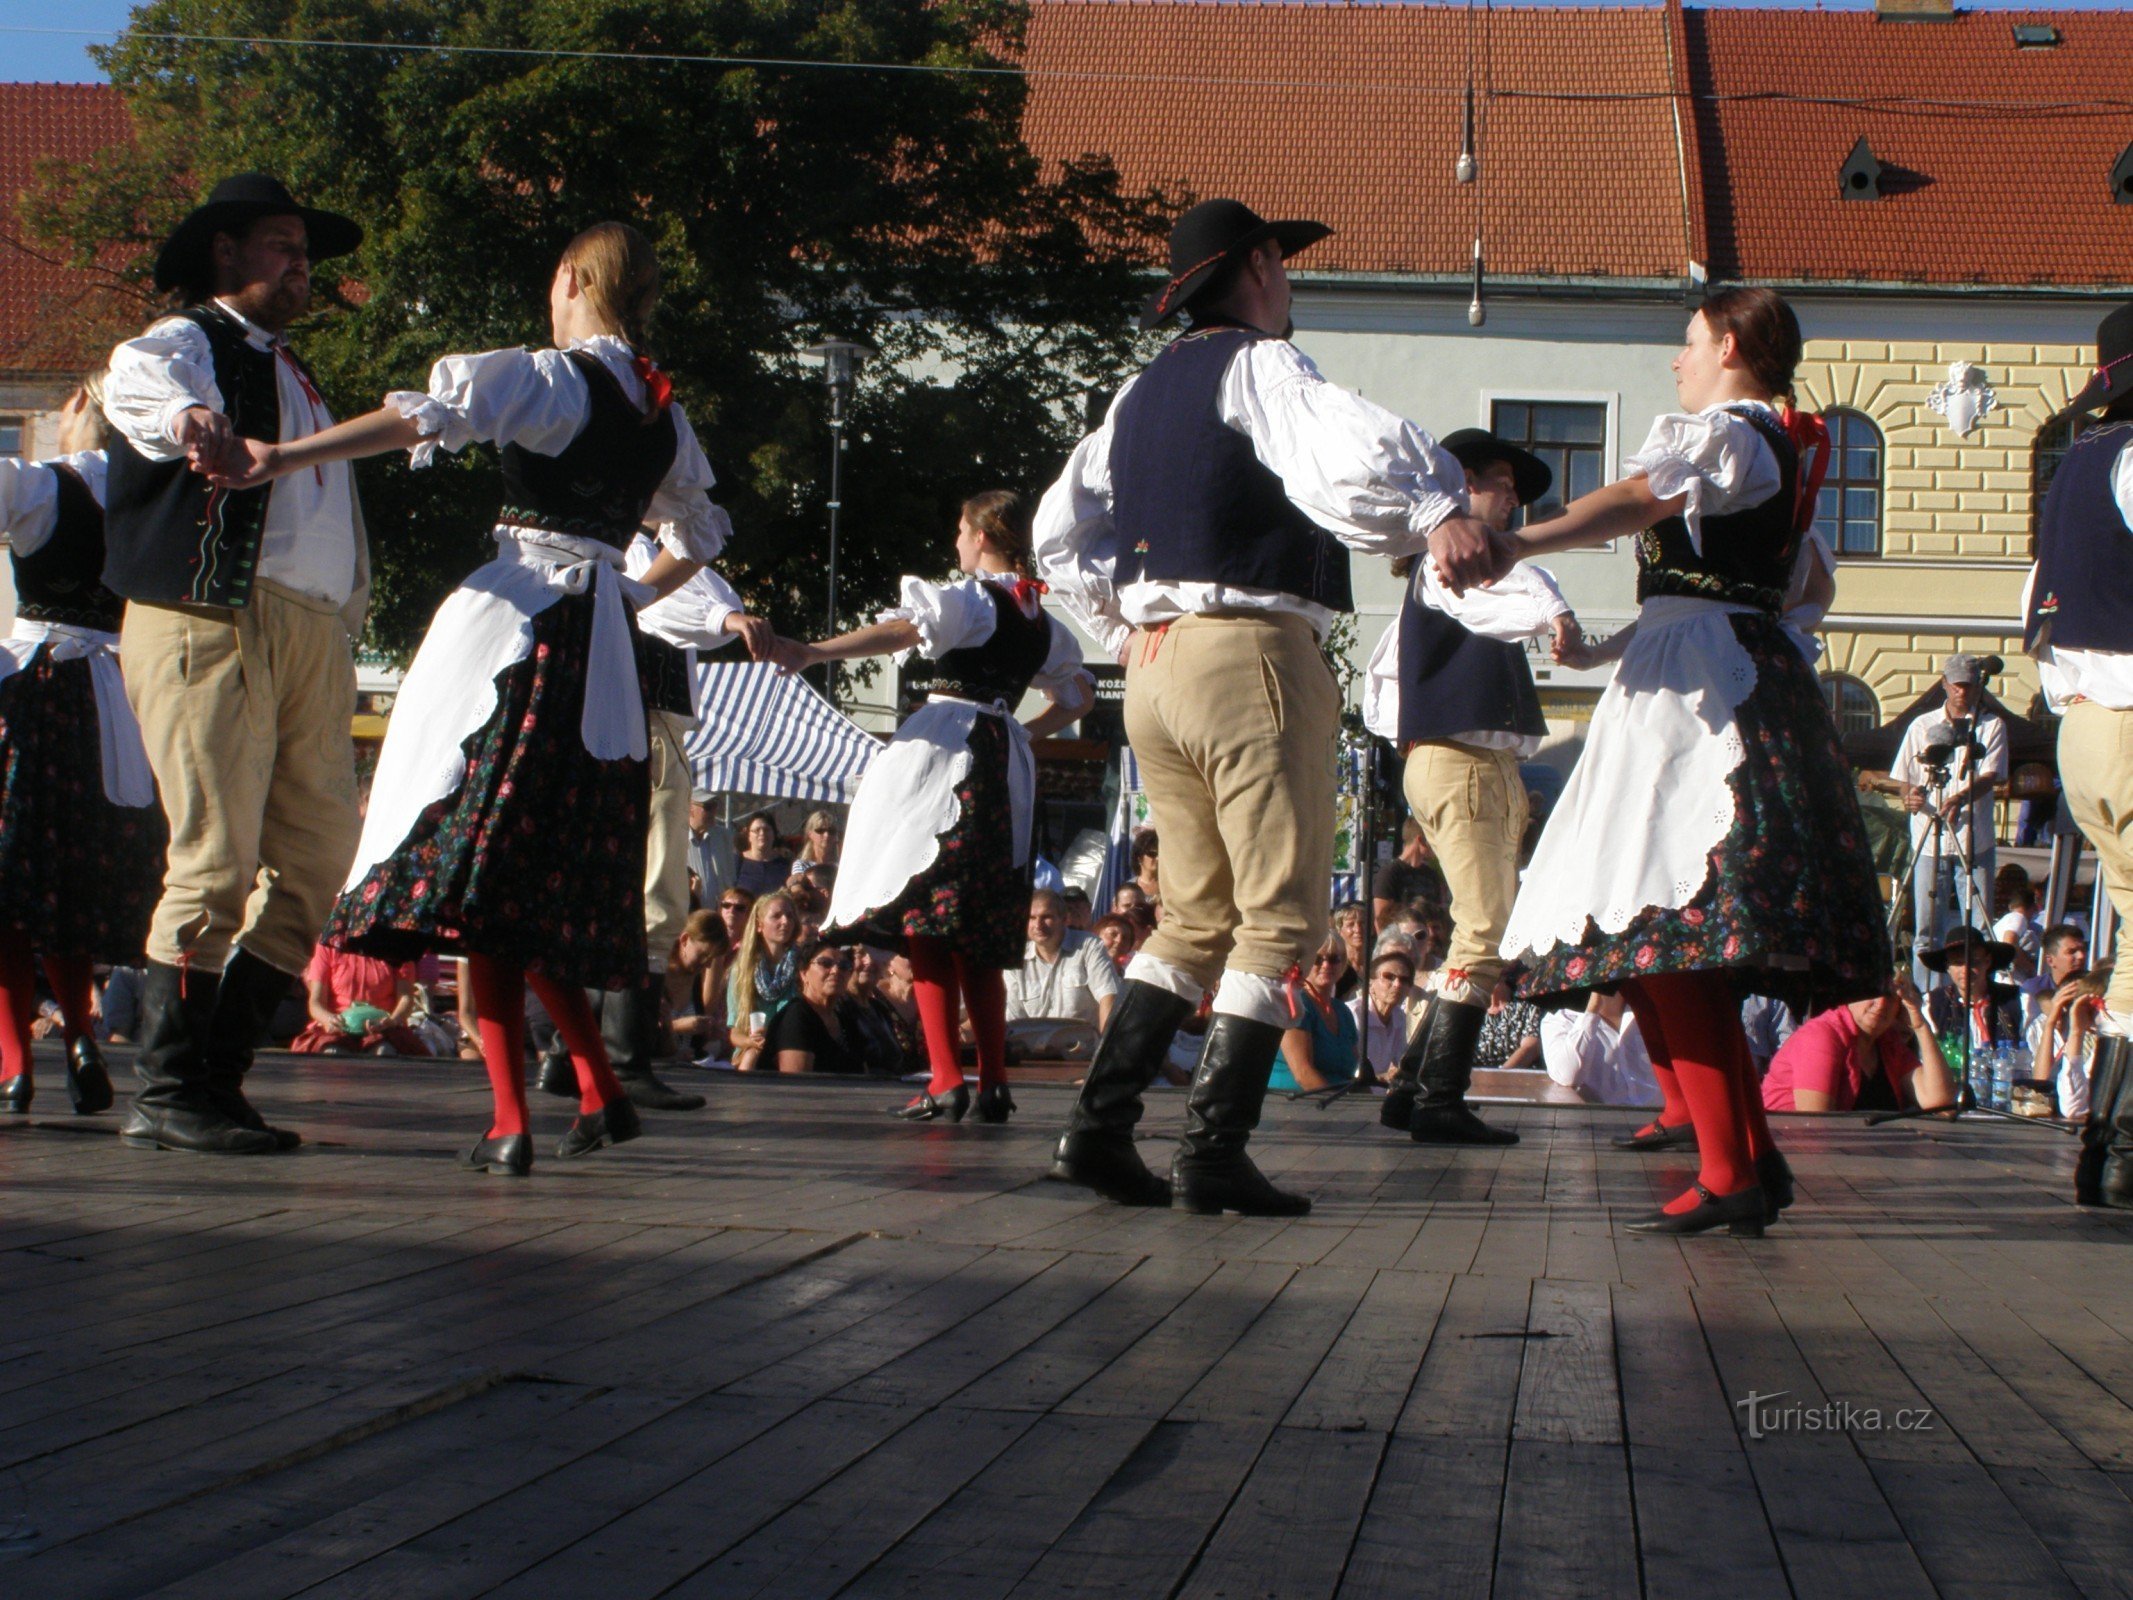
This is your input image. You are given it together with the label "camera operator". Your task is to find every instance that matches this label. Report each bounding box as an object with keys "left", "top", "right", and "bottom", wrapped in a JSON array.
[{"left": 1890, "top": 654, "right": 2008, "bottom": 988}]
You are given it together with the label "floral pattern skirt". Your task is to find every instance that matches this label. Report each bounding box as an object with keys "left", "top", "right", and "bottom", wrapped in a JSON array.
[
  {"left": 837, "top": 712, "right": 1030, "bottom": 970},
  {"left": 325, "top": 593, "right": 650, "bottom": 990},
  {"left": 1518, "top": 614, "right": 1889, "bottom": 1010},
  {"left": 0, "top": 650, "right": 166, "bottom": 962}
]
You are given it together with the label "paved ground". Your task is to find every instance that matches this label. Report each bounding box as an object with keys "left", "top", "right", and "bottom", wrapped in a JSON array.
[{"left": 1, "top": 1048, "right": 2130, "bottom": 1599}]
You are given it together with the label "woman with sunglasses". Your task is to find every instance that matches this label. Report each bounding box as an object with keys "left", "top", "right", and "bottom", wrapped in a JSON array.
[
  {"left": 789, "top": 810, "right": 843, "bottom": 875},
  {"left": 779, "top": 490, "right": 1093, "bottom": 1124},
  {"left": 1271, "top": 935, "right": 1362, "bottom": 1093},
  {"left": 766, "top": 939, "right": 867, "bottom": 1074}
]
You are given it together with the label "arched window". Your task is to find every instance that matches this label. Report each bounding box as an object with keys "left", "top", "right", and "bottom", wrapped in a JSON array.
[
  {"left": 1821, "top": 673, "right": 1880, "bottom": 736},
  {"left": 2032, "top": 411, "right": 2092, "bottom": 549},
  {"left": 1813, "top": 409, "right": 1883, "bottom": 557}
]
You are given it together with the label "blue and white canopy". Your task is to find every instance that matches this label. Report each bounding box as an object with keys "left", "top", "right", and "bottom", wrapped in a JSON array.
[{"left": 684, "top": 660, "right": 881, "bottom": 803}]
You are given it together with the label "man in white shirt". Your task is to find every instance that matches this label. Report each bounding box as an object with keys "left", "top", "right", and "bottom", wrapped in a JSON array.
[
  {"left": 1890, "top": 655, "right": 2009, "bottom": 989},
  {"left": 1005, "top": 890, "right": 1119, "bottom": 1031},
  {"left": 99, "top": 175, "right": 372, "bottom": 1156},
  {"left": 1036, "top": 198, "right": 1500, "bottom": 1218}
]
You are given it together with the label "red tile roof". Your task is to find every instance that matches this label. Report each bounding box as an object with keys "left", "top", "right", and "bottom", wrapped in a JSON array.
[
  {"left": 0, "top": 83, "right": 134, "bottom": 371},
  {"left": 1022, "top": 0, "right": 1691, "bottom": 283},
  {"left": 1683, "top": 7, "right": 2133, "bottom": 288}
]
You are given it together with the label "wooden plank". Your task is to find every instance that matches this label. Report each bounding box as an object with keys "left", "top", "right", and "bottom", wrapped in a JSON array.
[
  {"left": 1629, "top": 1444, "right": 1792, "bottom": 1600},
  {"left": 1991, "top": 1465, "right": 2133, "bottom": 1600},
  {"left": 1175, "top": 1426, "right": 1385, "bottom": 1600},
  {"left": 1394, "top": 1271, "right": 1532, "bottom": 1439},
  {"left": 1494, "top": 1439, "right": 1639, "bottom": 1600},
  {"left": 1285, "top": 1270, "right": 1450, "bottom": 1436},
  {"left": 1869, "top": 1457, "right": 2085, "bottom": 1600},
  {"left": 1054, "top": 1260, "right": 1295, "bottom": 1421},
  {"left": 1169, "top": 1263, "right": 1375, "bottom": 1426},
  {"left": 1512, "top": 1279, "right": 1619, "bottom": 1445},
  {"left": 1339, "top": 1435, "right": 1503, "bottom": 1600}
]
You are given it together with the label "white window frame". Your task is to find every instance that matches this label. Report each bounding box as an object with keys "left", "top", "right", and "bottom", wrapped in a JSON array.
[{"left": 1477, "top": 390, "right": 1622, "bottom": 551}]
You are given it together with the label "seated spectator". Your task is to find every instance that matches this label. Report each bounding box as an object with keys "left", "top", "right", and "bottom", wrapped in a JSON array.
[
  {"left": 1006, "top": 890, "right": 1120, "bottom": 1030},
  {"left": 1919, "top": 927, "right": 2025, "bottom": 1058},
  {"left": 1541, "top": 991, "right": 1657, "bottom": 1106},
  {"left": 1161, "top": 990, "right": 1213, "bottom": 1085},
  {"left": 1350, "top": 947, "right": 1417, "bottom": 1085},
  {"left": 2032, "top": 962, "right": 2110, "bottom": 1119},
  {"left": 1371, "top": 821, "right": 1447, "bottom": 939},
  {"left": 1060, "top": 887, "right": 1093, "bottom": 932},
  {"left": 1763, "top": 978, "right": 1956, "bottom": 1113},
  {"left": 714, "top": 885, "right": 756, "bottom": 952},
  {"left": 1131, "top": 829, "right": 1161, "bottom": 904},
  {"left": 767, "top": 939, "right": 866, "bottom": 1074},
  {"left": 1091, "top": 913, "right": 1137, "bottom": 972},
  {"left": 1272, "top": 935, "right": 1361, "bottom": 1092},
  {"left": 844, "top": 945, "right": 920, "bottom": 1076},
  {"left": 666, "top": 909, "right": 731, "bottom": 1061},
  {"left": 1331, "top": 901, "right": 1368, "bottom": 1001},
  {"left": 1994, "top": 875, "right": 2042, "bottom": 983},
  {"left": 727, "top": 890, "right": 801, "bottom": 1070},
  {"left": 732, "top": 810, "right": 794, "bottom": 896},
  {"left": 2021, "top": 923, "right": 2087, "bottom": 1037},
  {"left": 290, "top": 942, "right": 430, "bottom": 1056},
  {"left": 1474, "top": 980, "right": 1542, "bottom": 1071},
  {"left": 99, "top": 965, "right": 144, "bottom": 1045},
  {"left": 1740, "top": 992, "right": 1798, "bottom": 1075},
  {"left": 789, "top": 808, "right": 843, "bottom": 876},
  {"left": 1111, "top": 881, "right": 1149, "bottom": 917}
]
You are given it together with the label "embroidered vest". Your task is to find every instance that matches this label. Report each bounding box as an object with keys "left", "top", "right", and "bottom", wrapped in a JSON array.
[
  {"left": 496, "top": 351, "right": 678, "bottom": 548},
  {"left": 1635, "top": 405, "right": 1800, "bottom": 615}
]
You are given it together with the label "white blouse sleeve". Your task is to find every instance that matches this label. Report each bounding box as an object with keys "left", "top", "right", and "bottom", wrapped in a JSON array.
[
  {"left": 1032, "top": 397, "right": 1132, "bottom": 661},
  {"left": 1361, "top": 616, "right": 1401, "bottom": 740},
  {"left": 103, "top": 317, "right": 222, "bottom": 461},
  {"left": 1032, "top": 615, "right": 1095, "bottom": 707},
  {"left": 1223, "top": 341, "right": 1468, "bottom": 552},
  {"left": 626, "top": 532, "right": 742, "bottom": 651},
  {"left": 646, "top": 404, "right": 728, "bottom": 565},
  {"left": 0, "top": 458, "right": 60, "bottom": 557},
  {"left": 1418, "top": 559, "right": 1570, "bottom": 643},
  {"left": 1624, "top": 408, "right": 1785, "bottom": 556},
  {"left": 386, "top": 346, "right": 592, "bottom": 468},
  {"left": 881, "top": 576, "right": 999, "bottom": 659},
  {"left": 2115, "top": 437, "right": 2133, "bottom": 527}
]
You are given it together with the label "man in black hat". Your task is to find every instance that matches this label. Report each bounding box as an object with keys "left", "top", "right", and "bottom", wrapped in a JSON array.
[
  {"left": 2026, "top": 298, "right": 2133, "bottom": 1207},
  {"left": 1361, "top": 429, "right": 1578, "bottom": 1145},
  {"left": 1035, "top": 197, "right": 1504, "bottom": 1217},
  {"left": 99, "top": 175, "right": 370, "bottom": 1154}
]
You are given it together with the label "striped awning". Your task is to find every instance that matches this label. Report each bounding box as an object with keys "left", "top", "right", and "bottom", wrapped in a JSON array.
[{"left": 684, "top": 660, "right": 881, "bottom": 803}]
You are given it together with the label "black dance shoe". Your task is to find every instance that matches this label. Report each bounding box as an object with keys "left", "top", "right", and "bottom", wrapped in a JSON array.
[
  {"left": 0, "top": 1074, "right": 29, "bottom": 1115},
  {"left": 463, "top": 1132, "right": 532, "bottom": 1176},
  {"left": 1048, "top": 1129, "right": 1172, "bottom": 1207},
  {"left": 973, "top": 1085, "right": 1016, "bottom": 1124},
  {"left": 66, "top": 1037, "right": 114, "bottom": 1114},
  {"left": 1757, "top": 1147, "right": 1795, "bottom": 1222},
  {"left": 1624, "top": 1182, "right": 1767, "bottom": 1238},
  {"left": 535, "top": 1035, "right": 578, "bottom": 1099},
  {"left": 892, "top": 1084, "right": 969, "bottom": 1123},
  {"left": 556, "top": 1098, "right": 643, "bottom": 1159},
  {"left": 1614, "top": 1119, "right": 1697, "bottom": 1152}
]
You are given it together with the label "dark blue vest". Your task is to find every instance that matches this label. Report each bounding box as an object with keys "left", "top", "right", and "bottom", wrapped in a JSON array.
[
  {"left": 14, "top": 462, "right": 124, "bottom": 632},
  {"left": 2028, "top": 422, "right": 2133, "bottom": 653},
  {"left": 920, "top": 582, "right": 1054, "bottom": 706},
  {"left": 1635, "top": 405, "right": 1799, "bottom": 614},
  {"left": 1396, "top": 578, "right": 1546, "bottom": 745},
  {"left": 1108, "top": 324, "right": 1353, "bottom": 612}
]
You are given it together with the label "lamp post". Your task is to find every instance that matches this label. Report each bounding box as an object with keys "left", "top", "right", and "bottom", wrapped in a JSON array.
[{"left": 803, "top": 339, "right": 873, "bottom": 664}]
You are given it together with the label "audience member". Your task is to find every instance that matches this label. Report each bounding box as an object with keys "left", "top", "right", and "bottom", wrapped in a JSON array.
[
  {"left": 1005, "top": 890, "right": 1120, "bottom": 1030},
  {"left": 1371, "top": 820, "right": 1447, "bottom": 938},
  {"left": 1350, "top": 947, "right": 1417, "bottom": 1084},
  {"left": 1091, "top": 913, "right": 1137, "bottom": 971},
  {"left": 1272, "top": 935, "right": 1361, "bottom": 1092},
  {"left": 687, "top": 790, "right": 731, "bottom": 900},
  {"left": 727, "top": 890, "right": 800, "bottom": 1070},
  {"left": 99, "top": 965, "right": 145, "bottom": 1044},
  {"left": 732, "top": 811, "right": 794, "bottom": 895},
  {"left": 1060, "top": 887, "right": 1093, "bottom": 932},
  {"left": 765, "top": 939, "right": 866, "bottom": 1073},
  {"left": 289, "top": 942, "right": 429, "bottom": 1056},
  {"left": 2022, "top": 923, "right": 2088, "bottom": 1034},
  {"left": 790, "top": 808, "right": 843, "bottom": 875},
  {"left": 714, "top": 885, "right": 755, "bottom": 952},
  {"left": 1131, "top": 830, "right": 1161, "bottom": 903},
  {"left": 1740, "top": 992, "right": 1799, "bottom": 1075},
  {"left": 1331, "top": 901, "right": 1368, "bottom": 1000},
  {"left": 1541, "top": 991, "right": 1657, "bottom": 1106},
  {"left": 666, "top": 909, "right": 731, "bottom": 1061},
  {"left": 845, "top": 945, "right": 921, "bottom": 1076},
  {"left": 1994, "top": 871, "right": 2043, "bottom": 981},
  {"left": 2035, "top": 964, "right": 2111, "bottom": 1119},
  {"left": 1919, "top": 926, "right": 2024, "bottom": 1056},
  {"left": 1474, "top": 982, "right": 1542, "bottom": 1071},
  {"left": 1111, "top": 882, "right": 1150, "bottom": 919},
  {"left": 1763, "top": 979, "right": 1955, "bottom": 1113}
]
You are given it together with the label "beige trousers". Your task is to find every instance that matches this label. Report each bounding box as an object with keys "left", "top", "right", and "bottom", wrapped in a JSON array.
[
  {"left": 2058, "top": 699, "right": 2133, "bottom": 1015},
  {"left": 1401, "top": 739, "right": 1530, "bottom": 1006},
  {"left": 123, "top": 586, "right": 360, "bottom": 977},
  {"left": 1126, "top": 611, "right": 1341, "bottom": 988},
  {"left": 643, "top": 710, "right": 694, "bottom": 975}
]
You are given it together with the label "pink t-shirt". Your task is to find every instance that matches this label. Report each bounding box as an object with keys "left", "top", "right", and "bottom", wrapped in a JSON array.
[
  {"left": 1762, "top": 1003, "right": 1918, "bottom": 1112},
  {"left": 305, "top": 944, "right": 415, "bottom": 1013}
]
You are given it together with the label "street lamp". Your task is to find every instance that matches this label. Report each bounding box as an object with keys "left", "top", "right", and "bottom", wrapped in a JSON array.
[{"left": 803, "top": 338, "right": 873, "bottom": 652}]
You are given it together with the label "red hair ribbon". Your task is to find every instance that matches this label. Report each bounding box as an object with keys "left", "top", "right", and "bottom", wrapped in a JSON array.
[
  {"left": 1010, "top": 575, "right": 1049, "bottom": 612},
  {"left": 632, "top": 354, "right": 673, "bottom": 414},
  {"left": 1778, "top": 401, "right": 1832, "bottom": 539}
]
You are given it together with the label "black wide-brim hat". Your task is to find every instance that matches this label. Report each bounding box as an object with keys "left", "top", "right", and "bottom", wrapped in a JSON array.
[
  {"left": 154, "top": 173, "right": 363, "bottom": 293},
  {"left": 2068, "top": 300, "right": 2133, "bottom": 414},
  {"left": 1139, "top": 198, "right": 1331, "bottom": 331},
  {"left": 1917, "top": 926, "right": 2017, "bottom": 974},
  {"left": 1439, "top": 428, "right": 1553, "bottom": 507}
]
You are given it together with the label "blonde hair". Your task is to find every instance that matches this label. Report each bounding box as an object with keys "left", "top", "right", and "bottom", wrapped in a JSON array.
[
  {"left": 732, "top": 890, "right": 798, "bottom": 1025},
  {"left": 799, "top": 808, "right": 840, "bottom": 864},
  {"left": 559, "top": 221, "right": 661, "bottom": 354},
  {"left": 63, "top": 372, "right": 110, "bottom": 452}
]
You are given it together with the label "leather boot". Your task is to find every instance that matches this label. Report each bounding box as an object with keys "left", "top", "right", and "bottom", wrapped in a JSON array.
[
  {"left": 1049, "top": 979, "right": 1193, "bottom": 1206},
  {"left": 1408, "top": 1000, "right": 1519, "bottom": 1146},
  {"left": 1379, "top": 995, "right": 1438, "bottom": 1131},
  {"left": 203, "top": 949, "right": 302, "bottom": 1151},
  {"left": 66, "top": 1035, "right": 114, "bottom": 1114},
  {"left": 1170, "top": 1014, "right": 1311, "bottom": 1217},
  {"left": 604, "top": 976, "right": 704, "bottom": 1111},
  {"left": 121, "top": 962, "right": 276, "bottom": 1155},
  {"left": 535, "top": 1026, "right": 576, "bottom": 1098},
  {"left": 2084, "top": 1035, "right": 2133, "bottom": 1209}
]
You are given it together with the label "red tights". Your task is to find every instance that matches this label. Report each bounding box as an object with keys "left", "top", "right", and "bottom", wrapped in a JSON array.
[
  {"left": 1622, "top": 972, "right": 1776, "bottom": 1212},
  {"left": 906, "top": 936, "right": 1007, "bottom": 1096},
  {"left": 0, "top": 933, "right": 96, "bottom": 1085},
  {"left": 465, "top": 954, "right": 624, "bottom": 1137}
]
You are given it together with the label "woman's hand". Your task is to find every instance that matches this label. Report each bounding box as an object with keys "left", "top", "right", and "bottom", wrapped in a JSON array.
[
  {"left": 1893, "top": 974, "right": 1929, "bottom": 1032},
  {"left": 200, "top": 436, "right": 284, "bottom": 489},
  {"left": 767, "top": 637, "right": 817, "bottom": 676}
]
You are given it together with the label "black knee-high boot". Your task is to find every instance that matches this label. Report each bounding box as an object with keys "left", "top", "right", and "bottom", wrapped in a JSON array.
[
  {"left": 203, "top": 949, "right": 304, "bottom": 1150},
  {"left": 1050, "top": 980, "right": 1194, "bottom": 1206},
  {"left": 1170, "top": 1014, "right": 1311, "bottom": 1217},
  {"left": 1407, "top": 999, "right": 1518, "bottom": 1146},
  {"left": 1379, "top": 994, "right": 1439, "bottom": 1131},
  {"left": 2080, "top": 1034, "right": 2133, "bottom": 1209},
  {"left": 604, "top": 975, "right": 704, "bottom": 1111},
  {"left": 121, "top": 962, "right": 277, "bottom": 1155}
]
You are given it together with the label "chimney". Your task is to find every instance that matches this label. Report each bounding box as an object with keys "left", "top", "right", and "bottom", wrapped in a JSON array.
[{"left": 1876, "top": 0, "right": 1955, "bottom": 19}]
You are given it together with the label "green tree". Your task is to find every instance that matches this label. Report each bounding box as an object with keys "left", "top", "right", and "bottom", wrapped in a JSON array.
[{"left": 26, "top": 0, "right": 1168, "bottom": 660}]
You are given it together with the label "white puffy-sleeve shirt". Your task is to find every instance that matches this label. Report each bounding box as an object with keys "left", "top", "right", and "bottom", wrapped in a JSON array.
[
  {"left": 1361, "top": 560, "right": 1570, "bottom": 754},
  {"left": 2028, "top": 434, "right": 2133, "bottom": 712},
  {"left": 1033, "top": 337, "right": 1470, "bottom": 656},
  {"left": 625, "top": 530, "right": 743, "bottom": 652},
  {"left": 0, "top": 451, "right": 107, "bottom": 557},
  {"left": 1623, "top": 400, "right": 1786, "bottom": 558},
  {"left": 387, "top": 334, "right": 728, "bottom": 564},
  {"left": 883, "top": 573, "right": 1092, "bottom": 702}
]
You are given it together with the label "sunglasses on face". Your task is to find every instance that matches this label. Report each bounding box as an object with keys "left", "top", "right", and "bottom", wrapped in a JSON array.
[
  {"left": 1311, "top": 954, "right": 1344, "bottom": 969},
  {"left": 811, "top": 955, "right": 853, "bottom": 972},
  {"left": 811, "top": 827, "right": 840, "bottom": 837}
]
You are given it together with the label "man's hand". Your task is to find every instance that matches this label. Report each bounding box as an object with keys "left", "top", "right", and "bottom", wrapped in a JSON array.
[
  {"left": 176, "top": 406, "right": 236, "bottom": 475},
  {"left": 724, "top": 613, "right": 775, "bottom": 663},
  {"left": 766, "top": 636, "right": 816, "bottom": 676},
  {"left": 1901, "top": 785, "right": 1927, "bottom": 816},
  {"left": 1425, "top": 514, "right": 1507, "bottom": 596}
]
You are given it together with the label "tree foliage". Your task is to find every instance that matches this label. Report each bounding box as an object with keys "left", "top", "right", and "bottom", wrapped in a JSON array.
[{"left": 26, "top": 0, "right": 1169, "bottom": 659}]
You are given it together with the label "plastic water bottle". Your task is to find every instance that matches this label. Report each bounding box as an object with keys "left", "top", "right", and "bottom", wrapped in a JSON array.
[{"left": 1988, "top": 1044, "right": 2015, "bottom": 1111}]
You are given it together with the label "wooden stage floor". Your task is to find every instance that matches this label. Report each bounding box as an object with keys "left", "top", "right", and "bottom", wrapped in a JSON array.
[{"left": 3, "top": 1048, "right": 2132, "bottom": 1599}]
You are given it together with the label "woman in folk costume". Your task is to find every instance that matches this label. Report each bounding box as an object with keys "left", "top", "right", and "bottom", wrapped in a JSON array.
[
  {"left": 785, "top": 490, "right": 1093, "bottom": 1124},
  {"left": 209, "top": 223, "right": 747, "bottom": 1176},
  {"left": 0, "top": 380, "right": 163, "bottom": 1114},
  {"left": 1509, "top": 286, "right": 1886, "bottom": 1236}
]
